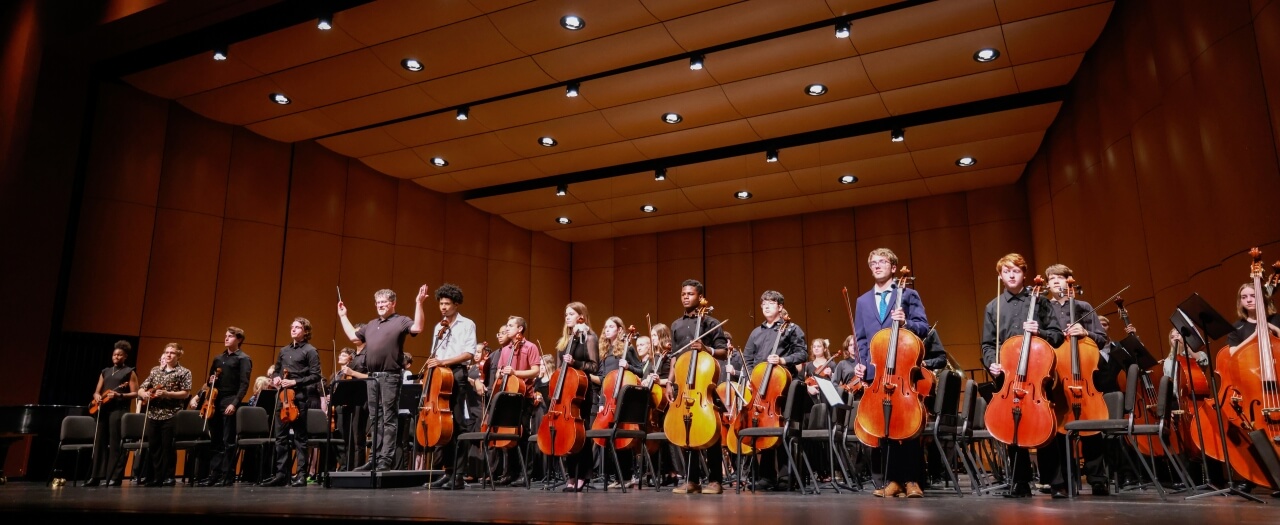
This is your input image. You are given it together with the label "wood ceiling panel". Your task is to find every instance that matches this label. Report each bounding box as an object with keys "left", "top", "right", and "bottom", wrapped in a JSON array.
[
  {"left": 383, "top": 113, "right": 490, "bottom": 150},
  {"left": 369, "top": 17, "right": 526, "bottom": 83},
  {"left": 244, "top": 110, "right": 344, "bottom": 143},
  {"left": 721, "top": 56, "right": 875, "bottom": 117},
  {"left": 542, "top": 223, "right": 620, "bottom": 242},
  {"left": 600, "top": 86, "right": 742, "bottom": 139},
  {"left": 640, "top": 0, "right": 744, "bottom": 20},
  {"left": 631, "top": 119, "right": 762, "bottom": 158},
  {"left": 318, "top": 85, "right": 442, "bottom": 130},
  {"left": 663, "top": 0, "right": 835, "bottom": 51},
  {"left": 904, "top": 102, "right": 1062, "bottom": 150},
  {"left": 411, "top": 175, "right": 468, "bottom": 193},
  {"left": 469, "top": 187, "right": 579, "bottom": 215},
  {"left": 1012, "top": 53, "right": 1085, "bottom": 92},
  {"left": 681, "top": 171, "right": 803, "bottom": 209},
  {"left": 824, "top": 0, "right": 904, "bottom": 16},
  {"left": 494, "top": 111, "right": 628, "bottom": 157},
  {"left": 582, "top": 61, "right": 720, "bottom": 109},
  {"left": 533, "top": 24, "right": 688, "bottom": 82},
  {"left": 922, "top": 164, "right": 1024, "bottom": 194},
  {"left": 467, "top": 0, "right": 534, "bottom": 13},
  {"left": 360, "top": 149, "right": 432, "bottom": 179},
  {"left": 486, "top": 0, "right": 659, "bottom": 55},
  {"left": 528, "top": 142, "right": 649, "bottom": 176},
  {"left": 504, "top": 202, "right": 604, "bottom": 230},
  {"left": 879, "top": 68, "right": 1019, "bottom": 115},
  {"left": 994, "top": 0, "right": 1111, "bottom": 24},
  {"left": 911, "top": 131, "right": 1046, "bottom": 177},
  {"left": 586, "top": 189, "right": 698, "bottom": 222},
  {"left": 123, "top": 50, "right": 263, "bottom": 100},
  {"left": 232, "top": 19, "right": 365, "bottom": 74},
  {"left": 861, "top": 26, "right": 1009, "bottom": 92},
  {"left": 445, "top": 160, "right": 545, "bottom": 189},
  {"left": 670, "top": 154, "right": 788, "bottom": 187},
  {"left": 814, "top": 133, "right": 908, "bottom": 165},
  {"left": 338, "top": 0, "right": 485, "bottom": 46},
  {"left": 178, "top": 76, "right": 297, "bottom": 126},
  {"left": 569, "top": 172, "right": 677, "bottom": 201},
  {"left": 746, "top": 93, "right": 889, "bottom": 138},
  {"left": 1003, "top": 3, "right": 1114, "bottom": 65},
  {"left": 317, "top": 128, "right": 405, "bottom": 158},
  {"left": 610, "top": 210, "right": 713, "bottom": 237},
  {"left": 270, "top": 49, "right": 410, "bottom": 110},
  {"left": 472, "top": 88, "right": 597, "bottom": 131},
  {"left": 703, "top": 195, "right": 815, "bottom": 225},
  {"left": 706, "top": 28, "right": 858, "bottom": 85},
  {"left": 419, "top": 58, "right": 558, "bottom": 108},
  {"left": 789, "top": 152, "right": 920, "bottom": 193},
  {"left": 411, "top": 133, "right": 524, "bottom": 173},
  {"left": 848, "top": 0, "right": 999, "bottom": 54},
  {"left": 806, "top": 179, "right": 928, "bottom": 209}
]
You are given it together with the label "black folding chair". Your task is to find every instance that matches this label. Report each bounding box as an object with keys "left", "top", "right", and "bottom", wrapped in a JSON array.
[
  {"left": 119, "top": 413, "right": 148, "bottom": 481},
  {"left": 234, "top": 406, "right": 273, "bottom": 483},
  {"left": 1063, "top": 364, "right": 1170, "bottom": 501},
  {"left": 920, "top": 370, "right": 966, "bottom": 496},
  {"left": 735, "top": 380, "right": 817, "bottom": 494},
  {"left": 172, "top": 410, "right": 211, "bottom": 484},
  {"left": 583, "top": 386, "right": 652, "bottom": 493},
  {"left": 305, "top": 408, "right": 344, "bottom": 478},
  {"left": 454, "top": 392, "right": 528, "bottom": 490},
  {"left": 50, "top": 416, "right": 95, "bottom": 486}
]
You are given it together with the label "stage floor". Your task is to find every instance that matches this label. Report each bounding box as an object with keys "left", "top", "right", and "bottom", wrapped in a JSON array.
[{"left": 1, "top": 479, "right": 1276, "bottom": 524}]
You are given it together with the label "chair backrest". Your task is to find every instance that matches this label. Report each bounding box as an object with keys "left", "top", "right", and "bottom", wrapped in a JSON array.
[
  {"left": 1103, "top": 392, "right": 1125, "bottom": 419},
  {"left": 960, "top": 379, "right": 978, "bottom": 434},
  {"left": 782, "top": 380, "right": 814, "bottom": 425},
  {"left": 1156, "top": 375, "right": 1175, "bottom": 419},
  {"left": 486, "top": 392, "right": 527, "bottom": 429},
  {"left": 972, "top": 397, "right": 988, "bottom": 430},
  {"left": 236, "top": 406, "right": 269, "bottom": 436},
  {"left": 933, "top": 370, "right": 962, "bottom": 416},
  {"left": 121, "top": 412, "right": 146, "bottom": 441},
  {"left": 60, "top": 416, "right": 95, "bottom": 443},
  {"left": 173, "top": 410, "right": 205, "bottom": 439},
  {"left": 305, "top": 408, "right": 328, "bottom": 436},
  {"left": 1122, "top": 363, "right": 1141, "bottom": 414},
  {"left": 615, "top": 385, "right": 652, "bottom": 426}
]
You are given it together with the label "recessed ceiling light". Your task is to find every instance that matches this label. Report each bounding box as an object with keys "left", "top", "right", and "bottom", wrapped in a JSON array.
[
  {"left": 213, "top": 49, "right": 227, "bottom": 61},
  {"left": 560, "top": 15, "right": 585, "bottom": 30},
  {"left": 566, "top": 82, "right": 579, "bottom": 98},
  {"left": 556, "top": 216, "right": 572, "bottom": 225},
  {"left": 538, "top": 136, "right": 558, "bottom": 147},
  {"left": 662, "top": 112, "right": 683, "bottom": 124},
  {"left": 456, "top": 107, "right": 469, "bottom": 121},
  {"left": 805, "top": 84, "right": 827, "bottom": 96},
  {"left": 641, "top": 205, "right": 657, "bottom": 213},
  {"left": 430, "top": 157, "right": 448, "bottom": 167},
  {"left": 956, "top": 156, "right": 976, "bottom": 167},
  {"left": 834, "top": 22, "right": 850, "bottom": 39},
  {"left": 555, "top": 184, "right": 567, "bottom": 196},
  {"left": 839, "top": 175, "right": 857, "bottom": 184},
  {"left": 401, "top": 58, "right": 423, "bottom": 72},
  {"left": 734, "top": 191, "right": 753, "bottom": 200},
  {"left": 317, "top": 16, "right": 332, "bottom": 31},
  {"left": 654, "top": 168, "right": 667, "bottom": 181},
  {"left": 765, "top": 149, "right": 779, "bottom": 163},
  {"left": 689, "top": 55, "right": 704, "bottom": 71},
  {"left": 891, "top": 128, "right": 905, "bottom": 142},
  {"left": 973, "top": 48, "right": 1000, "bottom": 63},
  {"left": 270, "top": 93, "right": 291, "bottom": 105}
]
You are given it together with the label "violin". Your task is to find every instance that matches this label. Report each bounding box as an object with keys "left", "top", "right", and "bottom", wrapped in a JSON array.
[
  {"left": 593, "top": 326, "right": 643, "bottom": 450},
  {"left": 199, "top": 368, "right": 222, "bottom": 420},
  {"left": 663, "top": 297, "right": 723, "bottom": 450},
  {"left": 733, "top": 311, "right": 795, "bottom": 450},
  {"left": 278, "top": 369, "right": 299, "bottom": 425},
  {"left": 984, "top": 275, "right": 1058, "bottom": 449},
  {"left": 89, "top": 384, "right": 129, "bottom": 415},
  {"left": 537, "top": 319, "right": 589, "bottom": 457},
  {"left": 1051, "top": 277, "right": 1108, "bottom": 435},
  {"left": 482, "top": 337, "right": 526, "bottom": 449},
  {"left": 857, "top": 268, "right": 929, "bottom": 441},
  {"left": 416, "top": 317, "right": 455, "bottom": 448}
]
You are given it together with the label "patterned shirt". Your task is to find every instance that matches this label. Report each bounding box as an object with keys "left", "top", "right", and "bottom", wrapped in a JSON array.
[{"left": 140, "top": 364, "right": 192, "bottom": 421}]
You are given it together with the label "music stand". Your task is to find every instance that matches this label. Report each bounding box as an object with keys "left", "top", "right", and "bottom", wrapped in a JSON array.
[
  {"left": 1171, "top": 294, "right": 1264, "bottom": 503},
  {"left": 327, "top": 379, "right": 370, "bottom": 483},
  {"left": 1117, "top": 334, "right": 1159, "bottom": 371}
]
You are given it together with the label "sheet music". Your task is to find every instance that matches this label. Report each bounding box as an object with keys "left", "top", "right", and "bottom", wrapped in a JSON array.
[{"left": 813, "top": 377, "right": 845, "bottom": 406}]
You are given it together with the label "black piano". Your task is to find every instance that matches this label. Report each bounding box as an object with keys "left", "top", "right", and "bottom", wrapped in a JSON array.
[{"left": 0, "top": 405, "right": 86, "bottom": 483}]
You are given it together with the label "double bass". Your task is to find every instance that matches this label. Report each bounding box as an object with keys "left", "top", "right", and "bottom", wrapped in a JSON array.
[
  {"left": 664, "top": 298, "right": 723, "bottom": 450},
  {"left": 857, "top": 268, "right": 928, "bottom": 441},
  {"left": 1051, "top": 277, "right": 1108, "bottom": 434},
  {"left": 984, "top": 276, "right": 1058, "bottom": 449},
  {"left": 593, "top": 326, "right": 642, "bottom": 449},
  {"left": 732, "top": 312, "right": 794, "bottom": 450},
  {"left": 537, "top": 319, "right": 589, "bottom": 457},
  {"left": 416, "top": 318, "right": 455, "bottom": 448}
]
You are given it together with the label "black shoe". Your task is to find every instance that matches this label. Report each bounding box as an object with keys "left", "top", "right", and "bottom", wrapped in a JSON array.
[
  {"left": 161, "top": 478, "right": 175, "bottom": 486},
  {"left": 1091, "top": 483, "right": 1110, "bottom": 496},
  {"left": 508, "top": 476, "right": 526, "bottom": 487},
  {"left": 1051, "top": 486, "right": 1068, "bottom": 499},
  {"left": 195, "top": 478, "right": 215, "bottom": 487},
  {"left": 83, "top": 478, "right": 101, "bottom": 487},
  {"left": 143, "top": 481, "right": 162, "bottom": 487},
  {"left": 353, "top": 461, "right": 373, "bottom": 472},
  {"left": 441, "top": 477, "right": 465, "bottom": 490},
  {"left": 754, "top": 478, "right": 774, "bottom": 491},
  {"left": 773, "top": 477, "right": 790, "bottom": 492},
  {"left": 1003, "top": 482, "right": 1032, "bottom": 498},
  {"left": 290, "top": 475, "right": 307, "bottom": 488},
  {"left": 105, "top": 479, "right": 121, "bottom": 487},
  {"left": 1271, "top": 490, "right": 1280, "bottom": 499},
  {"left": 260, "top": 474, "right": 289, "bottom": 487},
  {"left": 494, "top": 474, "right": 512, "bottom": 486},
  {"left": 428, "top": 475, "right": 451, "bottom": 489}
]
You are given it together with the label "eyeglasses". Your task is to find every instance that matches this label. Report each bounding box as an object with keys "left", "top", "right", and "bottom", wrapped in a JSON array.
[
  {"left": 375, "top": 300, "right": 392, "bottom": 305},
  {"left": 868, "top": 259, "right": 892, "bottom": 267}
]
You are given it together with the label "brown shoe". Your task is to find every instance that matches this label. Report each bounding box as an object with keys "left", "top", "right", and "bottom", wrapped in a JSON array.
[
  {"left": 873, "top": 481, "right": 902, "bottom": 498},
  {"left": 701, "top": 481, "right": 723, "bottom": 494},
  {"left": 672, "top": 481, "right": 701, "bottom": 494},
  {"left": 905, "top": 482, "right": 924, "bottom": 498}
]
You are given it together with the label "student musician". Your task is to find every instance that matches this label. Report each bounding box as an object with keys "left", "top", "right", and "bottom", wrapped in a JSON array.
[
  {"left": 667, "top": 279, "right": 728, "bottom": 495},
  {"left": 423, "top": 284, "right": 478, "bottom": 490},
  {"left": 86, "top": 341, "right": 138, "bottom": 487},
  {"left": 137, "top": 343, "right": 192, "bottom": 487},
  {"left": 593, "top": 316, "right": 642, "bottom": 488},
  {"left": 980, "top": 253, "right": 1064, "bottom": 498},
  {"left": 490, "top": 316, "right": 541, "bottom": 486},
  {"left": 549, "top": 302, "right": 599, "bottom": 492},
  {"left": 853, "top": 248, "right": 930, "bottom": 498},
  {"left": 189, "top": 327, "right": 253, "bottom": 487},
  {"left": 739, "top": 291, "right": 807, "bottom": 491},
  {"left": 261, "top": 318, "right": 321, "bottom": 487}
]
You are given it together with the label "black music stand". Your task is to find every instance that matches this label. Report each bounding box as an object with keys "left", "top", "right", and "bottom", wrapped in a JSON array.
[
  {"left": 1117, "top": 334, "right": 1159, "bottom": 371},
  {"left": 325, "top": 379, "right": 369, "bottom": 488},
  {"left": 1172, "top": 294, "right": 1264, "bottom": 503},
  {"left": 397, "top": 383, "right": 422, "bottom": 471}
]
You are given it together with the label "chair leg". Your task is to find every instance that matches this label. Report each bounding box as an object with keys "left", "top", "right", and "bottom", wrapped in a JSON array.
[
  {"left": 1123, "top": 436, "right": 1166, "bottom": 501},
  {"left": 608, "top": 445, "right": 626, "bottom": 494},
  {"left": 1064, "top": 431, "right": 1076, "bottom": 498},
  {"left": 49, "top": 446, "right": 62, "bottom": 487},
  {"left": 931, "top": 432, "right": 963, "bottom": 497},
  {"left": 791, "top": 439, "right": 818, "bottom": 495}
]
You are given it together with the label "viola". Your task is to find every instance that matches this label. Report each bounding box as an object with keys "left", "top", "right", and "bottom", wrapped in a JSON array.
[
  {"left": 857, "top": 268, "right": 928, "bottom": 441},
  {"left": 482, "top": 337, "right": 526, "bottom": 449},
  {"left": 278, "top": 369, "right": 299, "bottom": 425},
  {"left": 89, "top": 384, "right": 128, "bottom": 415},
  {"left": 416, "top": 317, "right": 455, "bottom": 448},
  {"left": 734, "top": 312, "right": 795, "bottom": 450},
  {"left": 838, "top": 287, "right": 868, "bottom": 398},
  {"left": 984, "top": 276, "right": 1058, "bottom": 449},
  {"left": 593, "top": 326, "right": 643, "bottom": 450},
  {"left": 199, "top": 368, "right": 223, "bottom": 420},
  {"left": 720, "top": 345, "right": 755, "bottom": 454},
  {"left": 1051, "top": 277, "right": 1108, "bottom": 435},
  {"left": 664, "top": 298, "right": 723, "bottom": 450},
  {"left": 642, "top": 341, "right": 672, "bottom": 413},
  {"left": 537, "top": 321, "right": 588, "bottom": 457}
]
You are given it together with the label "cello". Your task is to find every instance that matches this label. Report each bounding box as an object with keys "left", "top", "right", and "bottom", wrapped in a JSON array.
[
  {"left": 664, "top": 298, "right": 723, "bottom": 450},
  {"left": 733, "top": 312, "right": 794, "bottom": 450},
  {"left": 984, "top": 275, "right": 1058, "bottom": 449},
  {"left": 416, "top": 318, "right": 455, "bottom": 449},
  {"left": 593, "top": 326, "right": 643, "bottom": 449},
  {"left": 537, "top": 319, "right": 589, "bottom": 457},
  {"left": 1051, "top": 277, "right": 1108, "bottom": 435},
  {"left": 856, "top": 268, "right": 928, "bottom": 441}
]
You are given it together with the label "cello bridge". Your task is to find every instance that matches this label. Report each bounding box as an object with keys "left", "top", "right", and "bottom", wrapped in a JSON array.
[
  {"left": 1067, "top": 385, "right": 1083, "bottom": 397},
  {"left": 1012, "top": 387, "right": 1027, "bottom": 399},
  {"left": 1263, "top": 407, "right": 1280, "bottom": 423}
]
